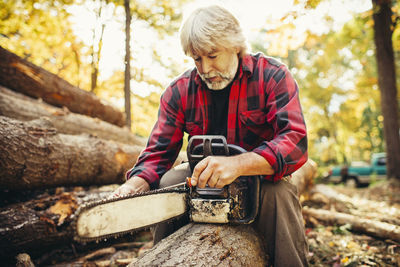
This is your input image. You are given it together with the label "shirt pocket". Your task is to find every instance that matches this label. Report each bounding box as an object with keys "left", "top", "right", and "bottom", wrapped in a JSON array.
[
  {"left": 184, "top": 121, "right": 204, "bottom": 136},
  {"left": 239, "top": 109, "right": 274, "bottom": 142}
]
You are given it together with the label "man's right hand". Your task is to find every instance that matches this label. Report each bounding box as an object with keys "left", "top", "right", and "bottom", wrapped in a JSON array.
[{"left": 110, "top": 176, "right": 150, "bottom": 198}]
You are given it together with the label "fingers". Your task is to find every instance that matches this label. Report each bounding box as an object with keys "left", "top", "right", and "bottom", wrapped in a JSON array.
[
  {"left": 215, "top": 179, "right": 225, "bottom": 189},
  {"left": 109, "top": 176, "right": 150, "bottom": 199},
  {"left": 109, "top": 183, "right": 136, "bottom": 199},
  {"left": 197, "top": 160, "right": 214, "bottom": 188},
  {"left": 207, "top": 175, "right": 218, "bottom": 187},
  {"left": 191, "top": 157, "right": 210, "bottom": 187},
  {"left": 191, "top": 156, "right": 225, "bottom": 188}
]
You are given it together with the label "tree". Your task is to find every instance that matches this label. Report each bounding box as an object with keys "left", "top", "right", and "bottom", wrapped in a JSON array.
[
  {"left": 372, "top": 0, "right": 400, "bottom": 179},
  {"left": 89, "top": 0, "right": 112, "bottom": 92},
  {"left": 124, "top": 0, "right": 131, "bottom": 128}
]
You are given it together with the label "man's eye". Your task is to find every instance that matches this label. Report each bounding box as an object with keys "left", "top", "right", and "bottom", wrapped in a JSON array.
[
  {"left": 194, "top": 58, "right": 201, "bottom": 62},
  {"left": 208, "top": 55, "right": 217, "bottom": 59}
]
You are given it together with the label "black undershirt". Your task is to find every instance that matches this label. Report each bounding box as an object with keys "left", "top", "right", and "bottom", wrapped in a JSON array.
[{"left": 207, "top": 83, "right": 232, "bottom": 137}]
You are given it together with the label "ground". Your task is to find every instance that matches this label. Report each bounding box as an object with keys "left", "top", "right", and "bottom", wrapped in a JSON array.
[
  {"left": 12, "top": 180, "right": 400, "bottom": 266},
  {"left": 304, "top": 180, "right": 400, "bottom": 267}
]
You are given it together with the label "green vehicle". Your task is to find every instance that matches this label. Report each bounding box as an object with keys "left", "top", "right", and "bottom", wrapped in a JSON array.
[{"left": 326, "top": 153, "right": 387, "bottom": 187}]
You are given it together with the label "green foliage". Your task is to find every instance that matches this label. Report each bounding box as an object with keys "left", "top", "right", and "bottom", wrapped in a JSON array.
[
  {"left": 0, "top": 0, "right": 188, "bottom": 138},
  {"left": 0, "top": 0, "right": 87, "bottom": 88},
  {"left": 253, "top": 2, "right": 400, "bottom": 168}
]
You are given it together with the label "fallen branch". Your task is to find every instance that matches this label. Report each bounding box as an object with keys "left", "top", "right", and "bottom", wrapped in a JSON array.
[
  {"left": 303, "top": 207, "right": 400, "bottom": 243},
  {"left": 312, "top": 184, "right": 400, "bottom": 225}
]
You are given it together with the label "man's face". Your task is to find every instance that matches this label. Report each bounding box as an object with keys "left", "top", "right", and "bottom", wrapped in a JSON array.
[{"left": 193, "top": 48, "right": 239, "bottom": 90}]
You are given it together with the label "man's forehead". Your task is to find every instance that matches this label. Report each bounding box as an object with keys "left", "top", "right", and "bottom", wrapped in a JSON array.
[{"left": 192, "top": 48, "right": 222, "bottom": 57}]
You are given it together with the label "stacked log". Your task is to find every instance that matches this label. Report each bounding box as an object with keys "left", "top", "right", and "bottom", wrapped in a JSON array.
[
  {"left": 0, "top": 46, "right": 126, "bottom": 126},
  {"left": 0, "top": 116, "right": 143, "bottom": 190},
  {"left": 0, "top": 47, "right": 191, "bottom": 265},
  {"left": 0, "top": 86, "right": 146, "bottom": 146}
]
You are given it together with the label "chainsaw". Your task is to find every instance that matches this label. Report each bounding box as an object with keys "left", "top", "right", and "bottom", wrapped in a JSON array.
[{"left": 73, "top": 135, "right": 261, "bottom": 243}]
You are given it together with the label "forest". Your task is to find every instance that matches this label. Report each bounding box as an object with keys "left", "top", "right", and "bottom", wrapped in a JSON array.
[{"left": 1, "top": 0, "right": 400, "bottom": 266}]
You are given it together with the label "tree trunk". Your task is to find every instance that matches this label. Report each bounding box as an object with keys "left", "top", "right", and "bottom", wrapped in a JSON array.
[
  {"left": 0, "top": 86, "right": 145, "bottom": 146},
  {"left": 130, "top": 223, "right": 267, "bottom": 267},
  {"left": 0, "top": 46, "right": 126, "bottom": 127},
  {"left": 372, "top": 0, "right": 400, "bottom": 179},
  {"left": 124, "top": 0, "right": 132, "bottom": 128},
  {"left": 303, "top": 207, "right": 400, "bottom": 243},
  {"left": 0, "top": 116, "right": 142, "bottom": 190}
]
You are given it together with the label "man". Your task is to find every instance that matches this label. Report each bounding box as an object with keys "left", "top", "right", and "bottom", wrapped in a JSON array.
[{"left": 113, "top": 5, "right": 308, "bottom": 266}]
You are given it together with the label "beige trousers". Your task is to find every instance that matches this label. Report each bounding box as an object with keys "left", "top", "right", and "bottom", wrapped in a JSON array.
[{"left": 153, "top": 162, "right": 309, "bottom": 267}]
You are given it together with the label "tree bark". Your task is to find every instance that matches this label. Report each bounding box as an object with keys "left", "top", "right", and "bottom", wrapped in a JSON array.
[
  {"left": 291, "top": 158, "right": 318, "bottom": 196},
  {"left": 0, "top": 86, "right": 145, "bottom": 146},
  {"left": 372, "top": 0, "right": 400, "bottom": 179},
  {"left": 130, "top": 223, "right": 267, "bottom": 267},
  {"left": 0, "top": 116, "right": 142, "bottom": 190},
  {"left": 0, "top": 189, "right": 102, "bottom": 260},
  {"left": 302, "top": 207, "right": 400, "bottom": 243},
  {"left": 0, "top": 187, "right": 151, "bottom": 263},
  {"left": 0, "top": 46, "right": 126, "bottom": 127},
  {"left": 124, "top": 0, "right": 132, "bottom": 128}
]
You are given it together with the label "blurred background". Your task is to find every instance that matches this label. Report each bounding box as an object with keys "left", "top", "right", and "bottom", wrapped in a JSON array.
[{"left": 1, "top": 0, "right": 399, "bottom": 180}]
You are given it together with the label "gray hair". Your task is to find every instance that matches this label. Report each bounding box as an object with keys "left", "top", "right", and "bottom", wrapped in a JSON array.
[{"left": 180, "top": 5, "right": 248, "bottom": 58}]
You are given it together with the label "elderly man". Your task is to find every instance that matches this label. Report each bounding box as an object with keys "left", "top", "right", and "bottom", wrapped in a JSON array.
[{"left": 113, "top": 5, "right": 309, "bottom": 266}]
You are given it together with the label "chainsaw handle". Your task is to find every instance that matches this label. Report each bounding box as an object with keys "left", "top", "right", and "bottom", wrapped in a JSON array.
[{"left": 187, "top": 135, "right": 229, "bottom": 171}]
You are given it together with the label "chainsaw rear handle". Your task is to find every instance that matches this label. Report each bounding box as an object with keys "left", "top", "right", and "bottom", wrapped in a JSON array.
[{"left": 187, "top": 135, "right": 260, "bottom": 224}]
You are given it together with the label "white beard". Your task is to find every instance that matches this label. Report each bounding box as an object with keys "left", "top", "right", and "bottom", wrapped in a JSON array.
[{"left": 198, "top": 59, "right": 239, "bottom": 90}]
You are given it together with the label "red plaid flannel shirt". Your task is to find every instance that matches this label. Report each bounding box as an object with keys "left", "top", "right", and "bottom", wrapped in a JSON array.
[{"left": 126, "top": 53, "right": 308, "bottom": 189}]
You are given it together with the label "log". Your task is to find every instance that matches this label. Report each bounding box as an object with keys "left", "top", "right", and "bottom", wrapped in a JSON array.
[
  {"left": 302, "top": 207, "right": 400, "bottom": 242},
  {"left": 311, "top": 184, "right": 400, "bottom": 225},
  {"left": 291, "top": 158, "right": 317, "bottom": 196},
  {"left": 0, "top": 85, "right": 145, "bottom": 146},
  {"left": 0, "top": 187, "right": 107, "bottom": 261},
  {"left": 0, "top": 116, "right": 142, "bottom": 190},
  {"left": 0, "top": 186, "right": 151, "bottom": 264},
  {"left": 0, "top": 46, "right": 125, "bottom": 127},
  {"left": 130, "top": 223, "right": 267, "bottom": 267}
]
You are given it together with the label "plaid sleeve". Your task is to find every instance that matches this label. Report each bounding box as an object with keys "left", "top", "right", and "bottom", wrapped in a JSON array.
[
  {"left": 125, "top": 82, "right": 185, "bottom": 189},
  {"left": 253, "top": 65, "right": 308, "bottom": 182}
]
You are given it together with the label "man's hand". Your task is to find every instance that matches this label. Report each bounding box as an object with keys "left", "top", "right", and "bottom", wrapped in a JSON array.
[
  {"left": 190, "top": 152, "right": 274, "bottom": 188},
  {"left": 110, "top": 176, "right": 150, "bottom": 198},
  {"left": 191, "top": 156, "right": 241, "bottom": 188}
]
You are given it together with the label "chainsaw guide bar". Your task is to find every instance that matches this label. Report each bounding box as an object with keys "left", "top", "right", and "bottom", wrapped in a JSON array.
[{"left": 72, "top": 187, "right": 188, "bottom": 243}]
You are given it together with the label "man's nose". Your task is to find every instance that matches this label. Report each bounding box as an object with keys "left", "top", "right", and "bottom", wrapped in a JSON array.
[{"left": 201, "top": 59, "right": 212, "bottom": 74}]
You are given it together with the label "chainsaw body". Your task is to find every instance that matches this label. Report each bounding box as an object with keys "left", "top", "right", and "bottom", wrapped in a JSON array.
[{"left": 187, "top": 135, "right": 260, "bottom": 224}]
